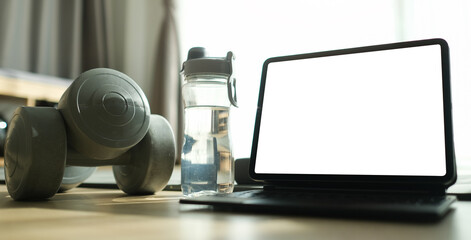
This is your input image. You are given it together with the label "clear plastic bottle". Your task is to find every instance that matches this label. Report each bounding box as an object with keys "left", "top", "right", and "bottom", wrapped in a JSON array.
[{"left": 180, "top": 48, "right": 237, "bottom": 197}]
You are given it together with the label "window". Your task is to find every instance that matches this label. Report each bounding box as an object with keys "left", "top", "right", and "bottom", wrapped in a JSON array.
[{"left": 177, "top": 0, "right": 471, "bottom": 168}]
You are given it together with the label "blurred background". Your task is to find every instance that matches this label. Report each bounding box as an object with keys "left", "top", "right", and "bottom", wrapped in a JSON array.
[{"left": 0, "top": 0, "right": 470, "bottom": 169}]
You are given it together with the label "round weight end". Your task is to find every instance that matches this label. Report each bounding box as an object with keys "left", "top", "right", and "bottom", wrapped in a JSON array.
[
  {"left": 4, "top": 107, "right": 66, "bottom": 200},
  {"left": 58, "top": 68, "right": 150, "bottom": 159},
  {"left": 113, "top": 115, "right": 176, "bottom": 195},
  {"left": 59, "top": 166, "right": 97, "bottom": 192}
]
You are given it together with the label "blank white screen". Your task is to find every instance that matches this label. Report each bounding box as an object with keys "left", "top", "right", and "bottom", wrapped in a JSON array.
[{"left": 254, "top": 44, "right": 447, "bottom": 176}]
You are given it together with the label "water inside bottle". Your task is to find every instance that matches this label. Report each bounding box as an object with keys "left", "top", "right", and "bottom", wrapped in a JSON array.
[{"left": 181, "top": 106, "right": 234, "bottom": 196}]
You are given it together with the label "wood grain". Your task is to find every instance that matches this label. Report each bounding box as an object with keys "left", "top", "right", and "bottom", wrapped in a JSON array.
[{"left": 0, "top": 184, "right": 465, "bottom": 240}]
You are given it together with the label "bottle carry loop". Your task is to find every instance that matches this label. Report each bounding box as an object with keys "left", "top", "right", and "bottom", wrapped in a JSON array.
[{"left": 225, "top": 51, "right": 238, "bottom": 107}]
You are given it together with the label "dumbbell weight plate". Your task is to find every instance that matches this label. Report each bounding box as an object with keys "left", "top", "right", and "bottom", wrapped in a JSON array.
[
  {"left": 113, "top": 114, "right": 176, "bottom": 195},
  {"left": 59, "top": 166, "right": 97, "bottom": 192},
  {"left": 58, "top": 68, "right": 150, "bottom": 160},
  {"left": 4, "top": 107, "right": 67, "bottom": 200}
]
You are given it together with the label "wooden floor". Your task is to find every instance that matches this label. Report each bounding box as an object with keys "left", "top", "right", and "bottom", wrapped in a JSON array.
[{"left": 0, "top": 184, "right": 469, "bottom": 240}]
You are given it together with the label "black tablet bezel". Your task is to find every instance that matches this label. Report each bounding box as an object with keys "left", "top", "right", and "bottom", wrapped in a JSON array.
[{"left": 249, "top": 38, "right": 456, "bottom": 189}]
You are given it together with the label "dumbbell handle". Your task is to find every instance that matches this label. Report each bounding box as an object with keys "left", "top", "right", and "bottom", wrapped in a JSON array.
[{"left": 66, "top": 147, "right": 131, "bottom": 167}]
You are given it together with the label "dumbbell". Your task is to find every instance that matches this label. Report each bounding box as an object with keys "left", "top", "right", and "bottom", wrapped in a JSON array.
[{"left": 3, "top": 68, "right": 176, "bottom": 200}]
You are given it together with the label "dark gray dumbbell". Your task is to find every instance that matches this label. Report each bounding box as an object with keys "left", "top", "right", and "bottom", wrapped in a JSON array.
[{"left": 3, "top": 68, "right": 176, "bottom": 200}]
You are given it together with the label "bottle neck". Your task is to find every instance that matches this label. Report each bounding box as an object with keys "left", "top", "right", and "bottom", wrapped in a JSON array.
[{"left": 184, "top": 74, "right": 228, "bottom": 83}]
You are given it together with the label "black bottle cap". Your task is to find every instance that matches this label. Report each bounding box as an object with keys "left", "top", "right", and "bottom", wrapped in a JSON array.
[{"left": 187, "top": 47, "right": 206, "bottom": 60}]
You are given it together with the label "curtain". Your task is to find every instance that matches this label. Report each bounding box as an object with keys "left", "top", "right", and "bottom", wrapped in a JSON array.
[
  {"left": 0, "top": 0, "right": 83, "bottom": 77},
  {"left": 0, "top": 0, "right": 182, "bottom": 162},
  {"left": 150, "top": 0, "right": 183, "bottom": 163}
]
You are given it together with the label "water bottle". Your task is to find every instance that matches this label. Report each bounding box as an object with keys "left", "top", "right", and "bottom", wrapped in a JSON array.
[{"left": 180, "top": 48, "right": 237, "bottom": 197}]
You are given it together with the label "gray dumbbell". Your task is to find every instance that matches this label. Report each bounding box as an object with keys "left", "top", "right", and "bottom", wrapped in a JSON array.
[{"left": 3, "top": 68, "right": 176, "bottom": 200}]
